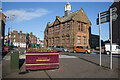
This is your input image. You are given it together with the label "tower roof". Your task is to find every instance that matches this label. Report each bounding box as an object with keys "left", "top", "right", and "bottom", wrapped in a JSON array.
[{"left": 65, "top": 2, "right": 71, "bottom": 6}]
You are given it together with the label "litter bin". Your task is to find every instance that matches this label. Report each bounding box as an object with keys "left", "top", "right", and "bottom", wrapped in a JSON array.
[{"left": 10, "top": 50, "right": 19, "bottom": 71}]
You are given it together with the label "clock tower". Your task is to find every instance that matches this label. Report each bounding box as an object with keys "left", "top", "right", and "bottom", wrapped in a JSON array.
[{"left": 64, "top": 2, "right": 71, "bottom": 16}]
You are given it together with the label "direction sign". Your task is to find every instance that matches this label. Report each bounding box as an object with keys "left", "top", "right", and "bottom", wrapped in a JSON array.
[
  {"left": 98, "top": 7, "right": 117, "bottom": 17},
  {"left": 97, "top": 13, "right": 118, "bottom": 25}
]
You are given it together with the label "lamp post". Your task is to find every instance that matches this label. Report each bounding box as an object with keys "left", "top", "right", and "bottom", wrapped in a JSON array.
[{"left": 6, "top": 15, "right": 15, "bottom": 46}]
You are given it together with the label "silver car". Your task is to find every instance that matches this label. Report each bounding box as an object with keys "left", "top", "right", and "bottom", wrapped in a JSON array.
[{"left": 53, "top": 46, "right": 67, "bottom": 52}]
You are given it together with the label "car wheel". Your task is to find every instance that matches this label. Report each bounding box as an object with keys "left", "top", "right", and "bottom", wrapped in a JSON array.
[
  {"left": 85, "top": 51, "right": 88, "bottom": 54},
  {"left": 74, "top": 50, "right": 76, "bottom": 53}
]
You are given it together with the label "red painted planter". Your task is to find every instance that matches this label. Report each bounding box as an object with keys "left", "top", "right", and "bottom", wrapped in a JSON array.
[{"left": 26, "top": 52, "right": 59, "bottom": 70}]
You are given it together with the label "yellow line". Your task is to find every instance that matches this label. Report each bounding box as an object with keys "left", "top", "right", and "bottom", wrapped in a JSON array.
[
  {"left": 26, "top": 53, "right": 59, "bottom": 55},
  {"left": 26, "top": 63, "right": 59, "bottom": 66},
  {"left": 36, "top": 59, "right": 50, "bottom": 61}
]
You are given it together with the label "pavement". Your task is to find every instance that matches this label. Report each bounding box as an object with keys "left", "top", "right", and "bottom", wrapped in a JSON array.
[{"left": 1, "top": 51, "right": 120, "bottom": 79}]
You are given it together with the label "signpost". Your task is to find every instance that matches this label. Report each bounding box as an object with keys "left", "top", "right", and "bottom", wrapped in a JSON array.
[{"left": 97, "top": 7, "right": 117, "bottom": 69}]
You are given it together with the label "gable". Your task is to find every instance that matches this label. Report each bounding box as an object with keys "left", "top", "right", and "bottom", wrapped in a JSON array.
[
  {"left": 72, "top": 9, "right": 91, "bottom": 26},
  {"left": 53, "top": 19, "right": 61, "bottom": 25}
]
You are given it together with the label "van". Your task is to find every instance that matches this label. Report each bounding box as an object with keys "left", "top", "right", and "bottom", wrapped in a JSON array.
[{"left": 105, "top": 43, "right": 120, "bottom": 54}]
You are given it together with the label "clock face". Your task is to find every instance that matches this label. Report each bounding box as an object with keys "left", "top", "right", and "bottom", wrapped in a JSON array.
[{"left": 66, "top": 5, "right": 71, "bottom": 10}]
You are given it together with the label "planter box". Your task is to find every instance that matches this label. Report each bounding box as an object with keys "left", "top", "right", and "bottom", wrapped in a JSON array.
[{"left": 26, "top": 52, "right": 59, "bottom": 70}]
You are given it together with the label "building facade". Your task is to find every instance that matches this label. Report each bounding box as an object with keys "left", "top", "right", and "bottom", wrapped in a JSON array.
[
  {"left": 9, "top": 30, "right": 37, "bottom": 47},
  {"left": 110, "top": 1, "right": 120, "bottom": 45},
  {"left": 90, "top": 34, "right": 99, "bottom": 49},
  {"left": 0, "top": 11, "right": 6, "bottom": 50},
  {"left": 44, "top": 2, "right": 91, "bottom": 50}
]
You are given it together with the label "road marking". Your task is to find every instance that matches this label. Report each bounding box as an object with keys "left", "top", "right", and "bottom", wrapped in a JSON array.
[{"left": 59, "top": 55, "right": 78, "bottom": 58}]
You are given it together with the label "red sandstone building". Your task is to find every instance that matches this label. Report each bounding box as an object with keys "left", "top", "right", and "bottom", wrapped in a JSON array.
[
  {"left": 0, "top": 11, "right": 6, "bottom": 50},
  {"left": 44, "top": 2, "right": 91, "bottom": 50},
  {"left": 5, "top": 30, "right": 37, "bottom": 47},
  {"left": 10, "top": 30, "right": 37, "bottom": 44}
]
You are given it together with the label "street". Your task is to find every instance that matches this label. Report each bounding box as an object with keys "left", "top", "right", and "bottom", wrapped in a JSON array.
[{"left": 2, "top": 50, "right": 120, "bottom": 79}]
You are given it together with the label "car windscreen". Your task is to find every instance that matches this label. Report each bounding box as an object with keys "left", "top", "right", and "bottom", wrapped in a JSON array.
[
  {"left": 83, "top": 46, "right": 88, "bottom": 49},
  {"left": 116, "top": 46, "right": 120, "bottom": 49},
  {"left": 56, "top": 46, "right": 60, "bottom": 48},
  {"left": 60, "top": 46, "right": 64, "bottom": 48}
]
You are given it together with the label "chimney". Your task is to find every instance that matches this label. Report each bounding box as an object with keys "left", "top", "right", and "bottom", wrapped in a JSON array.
[
  {"left": 30, "top": 32, "right": 33, "bottom": 35},
  {"left": 13, "top": 29, "right": 17, "bottom": 33},
  {"left": 20, "top": 30, "right": 22, "bottom": 33}
]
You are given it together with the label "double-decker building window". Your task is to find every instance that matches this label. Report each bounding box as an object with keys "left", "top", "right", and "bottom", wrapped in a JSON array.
[
  {"left": 77, "top": 36, "right": 81, "bottom": 44},
  {"left": 56, "top": 25, "right": 60, "bottom": 33},
  {"left": 49, "top": 28, "right": 51, "bottom": 34},
  {"left": 67, "top": 22, "right": 70, "bottom": 29},
  {"left": 62, "top": 36, "right": 65, "bottom": 44},
  {"left": 83, "top": 36, "right": 87, "bottom": 44},
  {"left": 66, "top": 35, "right": 70, "bottom": 43},
  {"left": 63, "top": 23, "right": 65, "bottom": 31},
  {"left": 78, "top": 22, "right": 80, "bottom": 31},
  {"left": 81, "top": 23, "right": 84, "bottom": 31}
]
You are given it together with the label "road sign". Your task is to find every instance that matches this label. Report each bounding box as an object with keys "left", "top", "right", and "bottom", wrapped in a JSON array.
[
  {"left": 97, "top": 7, "right": 117, "bottom": 69},
  {"left": 97, "top": 13, "right": 118, "bottom": 25},
  {"left": 98, "top": 7, "right": 117, "bottom": 17}
]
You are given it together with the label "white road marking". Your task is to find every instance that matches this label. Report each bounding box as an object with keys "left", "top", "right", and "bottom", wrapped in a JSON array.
[{"left": 59, "top": 55, "right": 78, "bottom": 58}]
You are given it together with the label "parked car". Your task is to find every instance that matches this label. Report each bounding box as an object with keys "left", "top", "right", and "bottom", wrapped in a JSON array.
[
  {"left": 105, "top": 43, "right": 120, "bottom": 54},
  {"left": 73, "top": 46, "right": 91, "bottom": 54},
  {"left": 53, "top": 46, "right": 68, "bottom": 52}
]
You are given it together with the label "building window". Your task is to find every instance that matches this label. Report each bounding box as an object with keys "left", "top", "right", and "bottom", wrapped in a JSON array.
[
  {"left": 53, "top": 38, "right": 54, "bottom": 44},
  {"left": 53, "top": 28, "right": 54, "bottom": 34},
  {"left": 66, "top": 35, "right": 70, "bottom": 43},
  {"left": 83, "top": 36, "right": 87, "bottom": 44},
  {"left": 20, "top": 35, "right": 22, "bottom": 39},
  {"left": 77, "top": 36, "right": 81, "bottom": 44},
  {"left": 14, "top": 35, "right": 16, "bottom": 38},
  {"left": 47, "top": 29, "right": 48, "bottom": 35},
  {"left": 56, "top": 25, "right": 60, "bottom": 33},
  {"left": 56, "top": 37, "right": 60, "bottom": 44},
  {"left": 14, "top": 39, "right": 15, "bottom": 42},
  {"left": 81, "top": 23, "right": 84, "bottom": 31},
  {"left": 49, "top": 28, "right": 51, "bottom": 34},
  {"left": 67, "top": 22, "right": 70, "bottom": 29},
  {"left": 63, "top": 23, "right": 65, "bottom": 31},
  {"left": 62, "top": 36, "right": 65, "bottom": 44},
  {"left": 50, "top": 38, "right": 51, "bottom": 44},
  {"left": 78, "top": 22, "right": 80, "bottom": 31}
]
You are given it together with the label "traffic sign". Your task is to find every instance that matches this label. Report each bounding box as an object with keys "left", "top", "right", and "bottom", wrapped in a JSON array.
[
  {"left": 97, "top": 7, "right": 117, "bottom": 69},
  {"left": 97, "top": 13, "right": 118, "bottom": 25},
  {"left": 98, "top": 7, "right": 117, "bottom": 17}
]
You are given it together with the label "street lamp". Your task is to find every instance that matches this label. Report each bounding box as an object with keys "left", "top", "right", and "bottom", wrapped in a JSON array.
[{"left": 6, "top": 15, "right": 15, "bottom": 46}]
